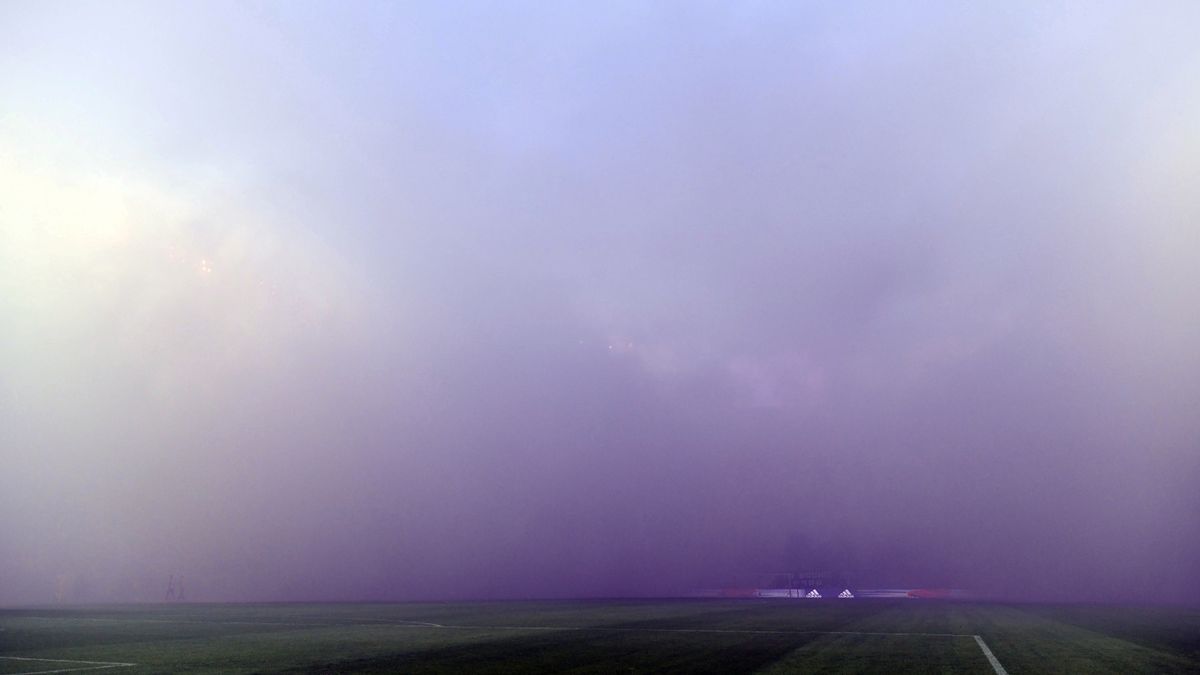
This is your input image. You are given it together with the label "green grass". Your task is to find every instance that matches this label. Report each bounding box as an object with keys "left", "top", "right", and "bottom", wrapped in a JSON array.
[{"left": 1, "top": 600, "right": 1197, "bottom": 673}]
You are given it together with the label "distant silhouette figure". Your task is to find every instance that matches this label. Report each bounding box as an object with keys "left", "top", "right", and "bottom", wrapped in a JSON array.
[{"left": 165, "top": 575, "right": 177, "bottom": 602}]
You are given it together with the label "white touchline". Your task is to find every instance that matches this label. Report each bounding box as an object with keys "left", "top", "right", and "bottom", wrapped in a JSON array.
[
  {"left": 9, "top": 662, "right": 127, "bottom": 667},
  {"left": 973, "top": 635, "right": 1009, "bottom": 675},
  {"left": 405, "top": 625, "right": 978, "bottom": 637},
  {"left": 1, "top": 620, "right": 1008, "bottom": 674},
  {"left": 374, "top": 623, "right": 1010, "bottom": 674},
  {"left": 1, "top": 655, "right": 137, "bottom": 675},
  {"left": 19, "top": 616, "right": 329, "bottom": 627},
  {"left": 352, "top": 622, "right": 1009, "bottom": 673},
  {"left": 390, "top": 624, "right": 1008, "bottom": 673}
]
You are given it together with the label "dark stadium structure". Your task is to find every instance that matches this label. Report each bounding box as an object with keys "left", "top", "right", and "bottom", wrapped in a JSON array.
[{"left": 695, "top": 570, "right": 858, "bottom": 599}]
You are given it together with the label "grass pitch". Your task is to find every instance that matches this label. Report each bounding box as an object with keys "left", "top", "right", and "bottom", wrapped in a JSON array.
[{"left": 2, "top": 600, "right": 1197, "bottom": 673}]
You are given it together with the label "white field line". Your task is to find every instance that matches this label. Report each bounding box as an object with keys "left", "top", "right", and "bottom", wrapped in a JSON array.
[
  {"left": 5, "top": 617, "right": 1008, "bottom": 674},
  {"left": 357, "top": 622, "right": 977, "bottom": 637},
  {"left": 973, "top": 635, "right": 1009, "bottom": 675},
  {"left": 8, "top": 615, "right": 971, "bottom": 637},
  {"left": 8, "top": 662, "right": 129, "bottom": 667},
  {"left": 0, "top": 656, "right": 136, "bottom": 675},
  {"left": 351, "top": 621, "right": 1008, "bottom": 673},
  {"left": 16, "top": 616, "right": 329, "bottom": 627}
]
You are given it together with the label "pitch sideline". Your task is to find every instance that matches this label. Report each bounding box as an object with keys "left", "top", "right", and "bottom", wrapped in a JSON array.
[
  {"left": 3, "top": 617, "right": 1008, "bottom": 674},
  {"left": 0, "top": 655, "right": 137, "bottom": 675},
  {"left": 355, "top": 619, "right": 1009, "bottom": 673}
]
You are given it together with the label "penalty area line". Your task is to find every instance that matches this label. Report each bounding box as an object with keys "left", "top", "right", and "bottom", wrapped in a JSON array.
[
  {"left": 355, "top": 622, "right": 1009, "bottom": 674},
  {"left": 1, "top": 656, "right": 137, "bottom": 675},
  {"left": 973, "top": 635, "right": 1009, "bottom": 675},
  {"left": 0, "top": 621, "right": 1008, "bottom": 674},
  {"left": 358, "top": 622, "right": 977, "bottom": 638}
]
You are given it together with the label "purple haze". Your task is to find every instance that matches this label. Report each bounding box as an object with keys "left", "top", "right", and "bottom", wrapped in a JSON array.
[{"left": 1, "top": 2, "right": 1198, "bottom": 604}]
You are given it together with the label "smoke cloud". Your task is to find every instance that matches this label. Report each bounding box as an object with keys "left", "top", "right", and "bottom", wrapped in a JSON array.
[{"left": 2, "top": 1, "right": 1198, "bottom": 604}]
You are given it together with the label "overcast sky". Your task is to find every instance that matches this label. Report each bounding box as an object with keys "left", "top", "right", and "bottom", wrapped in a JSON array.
[{"left": 2, "top": 1, "right": 1198, "bottom": 604}]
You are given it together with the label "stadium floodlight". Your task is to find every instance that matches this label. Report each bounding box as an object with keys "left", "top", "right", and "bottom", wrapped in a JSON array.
[
  {"left": 838, "top": 589, "right": 854, "bottom": 598},
  {"left": 805, "top": 589, "right": 821, "bottom": 598}
]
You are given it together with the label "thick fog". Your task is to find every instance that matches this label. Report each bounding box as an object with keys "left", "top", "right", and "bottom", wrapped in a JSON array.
[{"left": 2, "top": 2, "right": 1198, "bottom": 604}]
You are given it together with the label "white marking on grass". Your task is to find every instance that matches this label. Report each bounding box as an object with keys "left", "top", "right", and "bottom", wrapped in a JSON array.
[
  {"left": 4, "top": 616, "right": 1009, "bottom": 673},
  {"left": 973, "top": 635, "right": 1009, "bottom": 675},
  {"left": 8, "top": 662, "right": 127, "bottom": 667},
  {"left": 354, "top": 622, "right": 979, "bottom": 638},
  {"left": 19, "top": 616, "right": 328, "bottom": 627},
  {"left": 0, "top": 655, "right": 136, "bottom": 674},
  {"left": 360, "top": 622, "right": 1009, "bottom": 673}
]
